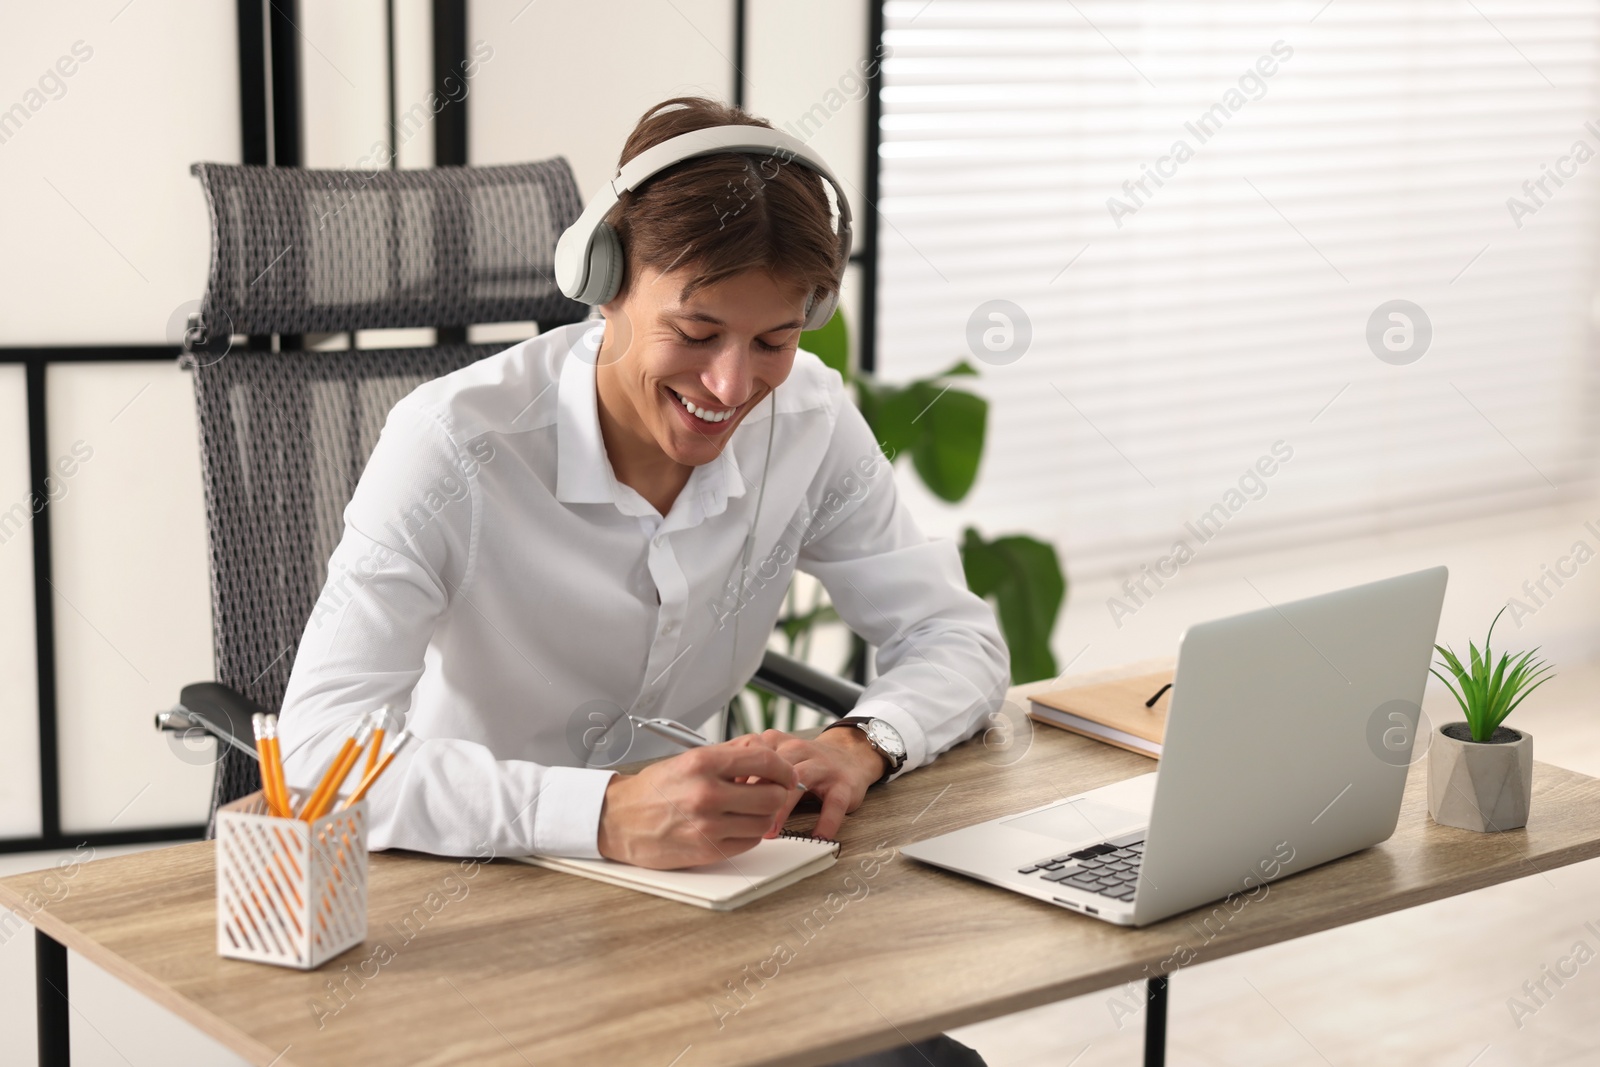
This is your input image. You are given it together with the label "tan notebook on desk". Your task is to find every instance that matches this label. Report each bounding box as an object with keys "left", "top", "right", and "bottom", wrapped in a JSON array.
[
  {"left": 510, "top": 831, "right": 840, "bottom": 911},
  {"left": 1027, "top": 669, "right": 1174, "bottom": 759}
]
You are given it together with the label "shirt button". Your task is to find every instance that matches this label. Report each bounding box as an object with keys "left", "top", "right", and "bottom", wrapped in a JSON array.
[
  {"left": 653, "top": 535, "right": 666, "bottom": 548},
  {"left": 660, "top": 621, "right": 677, "bottom": 635}
]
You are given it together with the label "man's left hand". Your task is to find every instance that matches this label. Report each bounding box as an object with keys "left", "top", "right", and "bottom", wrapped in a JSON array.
[{"left": 754, "top": 726, "right": 888, "bottom": 840}]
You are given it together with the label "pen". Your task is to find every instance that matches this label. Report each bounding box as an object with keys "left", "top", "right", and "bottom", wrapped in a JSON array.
[
  {"left": 627, "top": 715, "right": 808, "bottom": 792},
  {"left": 631, "top": 715, "right": 712, "bottom": 748}
]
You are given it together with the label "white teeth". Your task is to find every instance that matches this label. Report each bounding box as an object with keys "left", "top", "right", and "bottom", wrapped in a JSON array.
[{"left": 673, "top": 389, "right": 733, "bottom": 423}]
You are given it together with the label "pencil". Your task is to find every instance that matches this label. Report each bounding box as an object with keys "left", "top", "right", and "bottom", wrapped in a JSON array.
[
  {"left": 340, "top": 730, "right": 412, "bottom": 810},
  {"left": 264, "top": 715, "right": 290, "bottom": 819},
  {"left": 363, "top": 708, "right": 387, "bottom": 779},
  {"left": 250, "top": 714, "right": 275, "bottom": 815},
  {"left": 298, "top": 713, "right": 377, "bottom": 822}
]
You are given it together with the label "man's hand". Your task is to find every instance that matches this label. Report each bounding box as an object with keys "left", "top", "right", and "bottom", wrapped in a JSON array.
[
  {"left": 756, "top": 726, "right": 888, "bottom": 841},
  {"left": 596, "top": 735, "right": 801, "bottom": 869}
]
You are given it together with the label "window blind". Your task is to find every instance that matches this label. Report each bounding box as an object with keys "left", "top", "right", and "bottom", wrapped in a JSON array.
[{"left": 877, "top": 0, "right": 1600, "bottom": 581}]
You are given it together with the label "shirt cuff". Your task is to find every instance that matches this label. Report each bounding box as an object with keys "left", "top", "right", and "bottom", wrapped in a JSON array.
[
  {"left": 846, "top": 698, "right": 927, "bottom": 783},
  {"left": 530, "top": 766, "right": 617, "bottom": 858}
]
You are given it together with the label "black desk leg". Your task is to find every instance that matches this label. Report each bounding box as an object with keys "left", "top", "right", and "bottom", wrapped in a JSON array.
[
  {"left": 1143, "top": 976, "right": 1168, "bottom": 1067},
  {"left": 37, "top": 928, "right": 70, "bottom": 1067}
]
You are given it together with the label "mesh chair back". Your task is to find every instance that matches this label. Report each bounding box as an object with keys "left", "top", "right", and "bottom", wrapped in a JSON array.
[
  {"left": 190, "top": 346, "right": 508, "bottom": 830},
  {"left": 185, "top": 160, "right": 591, "bottom": 833},
  {"left": 190, "top": 160, "right": 587, "bottom": 337}
]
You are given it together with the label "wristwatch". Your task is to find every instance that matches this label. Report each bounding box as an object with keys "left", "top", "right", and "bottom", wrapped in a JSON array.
[{"left": 823, "top": 716, "right": 907, "bottom": 785}]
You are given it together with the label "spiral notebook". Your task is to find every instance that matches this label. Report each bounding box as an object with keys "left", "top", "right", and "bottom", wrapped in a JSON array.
[{"left": 510, "top": 831, "right": 841, "bottom": 911}]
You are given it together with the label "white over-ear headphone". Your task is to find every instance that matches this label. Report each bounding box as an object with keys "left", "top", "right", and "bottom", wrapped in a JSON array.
[{"left": 553, "top": 125, "right": 853, "bottom": 331}]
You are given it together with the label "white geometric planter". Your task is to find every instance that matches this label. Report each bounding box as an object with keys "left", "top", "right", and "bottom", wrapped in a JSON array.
[
  {"left": 1427, "top": 723, "right": 1532, "bottom": 832},
  {"left": 215, "top": 789, "right": 368, "bottom": 969}
]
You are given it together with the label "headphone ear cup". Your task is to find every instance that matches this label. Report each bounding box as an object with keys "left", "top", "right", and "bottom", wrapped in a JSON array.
[
  {"left": 802, "top": 288, "right": 839, "bottom": 332},
  {"left": 581, "top": 222, "right": 625, "bottom": 305}
]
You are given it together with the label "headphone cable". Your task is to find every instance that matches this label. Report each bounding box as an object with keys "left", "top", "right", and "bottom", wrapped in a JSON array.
[{"left": 729, "top": 389, "right": 777, "bottom": 738}]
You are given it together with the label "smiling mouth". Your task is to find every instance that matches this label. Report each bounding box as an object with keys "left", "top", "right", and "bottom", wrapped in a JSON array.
[{"left": 666, "top": 385, "right": 740, "bottom": 424}]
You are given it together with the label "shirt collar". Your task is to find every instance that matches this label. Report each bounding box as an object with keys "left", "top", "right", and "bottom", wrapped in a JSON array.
[
  {"left": 555, "top": 324, "right": 614, "bottom": 505},
  {"left": 555, "top": 322, "right": 751, "bottom": 522}
]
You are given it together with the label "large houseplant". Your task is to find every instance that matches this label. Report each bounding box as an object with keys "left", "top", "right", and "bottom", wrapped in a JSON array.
[
  {"left": 1426, "top": 607, "right": 1554, "bottom": 831},
  {"left": 732, "top": 310, "right": 1066, "bottom": 734}
]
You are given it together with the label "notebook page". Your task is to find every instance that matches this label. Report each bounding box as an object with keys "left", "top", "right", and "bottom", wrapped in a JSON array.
[{"left": 513, "top": 835, "right": 838, "bottom": 906}]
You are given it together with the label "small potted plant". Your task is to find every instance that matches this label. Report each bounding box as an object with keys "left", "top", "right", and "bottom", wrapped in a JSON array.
[{"left": 1427, "top": 607, "right": 1554, "bottom": 832}]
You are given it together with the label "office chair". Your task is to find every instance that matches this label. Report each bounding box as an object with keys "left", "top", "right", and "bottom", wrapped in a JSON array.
[{"left": 157, "top": 158, "right": 863, "bottom": 837}]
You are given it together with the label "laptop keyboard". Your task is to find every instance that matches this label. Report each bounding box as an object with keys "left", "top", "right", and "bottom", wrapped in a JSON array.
[{"left": 1018, "top": 841, "right": 1143, "bottom": 902}]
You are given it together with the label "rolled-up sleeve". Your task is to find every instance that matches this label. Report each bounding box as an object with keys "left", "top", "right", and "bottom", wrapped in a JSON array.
[
  {"left": 795, "top": 393, "right": 1011, "bottom": 780},
  {"left": 276, "top": 398, "right": 615, "bottom": 859}
]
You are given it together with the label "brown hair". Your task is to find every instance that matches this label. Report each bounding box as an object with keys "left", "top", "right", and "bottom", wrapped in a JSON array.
[{"left": 606, "top": 96, "right": 842, "bottom": 312}]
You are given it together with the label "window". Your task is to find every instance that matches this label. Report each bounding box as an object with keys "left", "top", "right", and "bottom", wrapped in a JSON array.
[{"left": 878, "top": 0, "right": 1600, "bottom": 579}]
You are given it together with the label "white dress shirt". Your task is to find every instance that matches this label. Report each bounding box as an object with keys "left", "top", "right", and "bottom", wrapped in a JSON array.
[{"left": 277, "top": 318, "right": 1010, "bottom": 859}]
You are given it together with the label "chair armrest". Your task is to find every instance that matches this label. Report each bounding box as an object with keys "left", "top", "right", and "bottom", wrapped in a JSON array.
[
  {"left": 750, "top": 649, "right": 864, "bottom": 720},
  {"left": 154, "top": 682, "right": 268, "bottom": 757},
  {"left": 163, "top": 663, "right": 863, "bottom": 755}
]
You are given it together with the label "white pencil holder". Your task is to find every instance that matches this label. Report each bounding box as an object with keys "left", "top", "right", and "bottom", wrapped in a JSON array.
[{"left": 215, "top": 788, "right": 368, "bottom": 970}]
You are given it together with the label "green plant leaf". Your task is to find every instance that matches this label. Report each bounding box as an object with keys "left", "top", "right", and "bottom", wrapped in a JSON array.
[
  {"left": 1429, "top": 666, "right": 1470, "bottom": 717},
  {"left": 860, "top": 380, "right": 926, "bottom": 461},
  {"left": 910, "top": 384, "right": 987, "bottom": 502},
  {"left": 1493, "top": 650, "right": 1555, "bottom": 730},
  {"left": 853, "top": 370, "right": 989, "bottom": 501},
  {"left": 959, "top": 527, "right": 1065, "bottom": 684},
  {"left": 1486, "top": 649, "right": 1513, "bottom": 711},
  {"left": 1501, "top": 671, "right": 1554, "bottom": 722},
  {"left": 799, "top": 307, "right": 850, "bottom": 382}
]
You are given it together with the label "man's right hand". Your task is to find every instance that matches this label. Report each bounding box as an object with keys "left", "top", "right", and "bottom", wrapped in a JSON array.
[{"left": 595, "top": 735, "right": 801, "bottom": 869}]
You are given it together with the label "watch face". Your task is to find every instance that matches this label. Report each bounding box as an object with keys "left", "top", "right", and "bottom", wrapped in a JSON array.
[{"left": 864, "top": 719, "right": 906, "bottom": 762}]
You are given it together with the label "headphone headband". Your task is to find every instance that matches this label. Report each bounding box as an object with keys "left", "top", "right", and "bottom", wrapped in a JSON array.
[{"left": 554, "top": 125, "right": 852, "bottom": 331}]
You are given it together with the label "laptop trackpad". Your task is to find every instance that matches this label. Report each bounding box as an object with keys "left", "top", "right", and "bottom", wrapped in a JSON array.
[{"left": 1002, "top": 798, "right": 1147, "bottom": 843}]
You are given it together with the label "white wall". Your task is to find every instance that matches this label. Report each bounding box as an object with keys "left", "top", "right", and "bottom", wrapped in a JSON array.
[
  {"left": 299, "top": 0, "right": 391, "bottom": 169},
  {"left": 47, "top": 363, "right": 215, "bottom": 833},
  {"left": 298, "top": 0, "right": 438, "bottom": 171},
  {"left": 0, "top": 1, "right": 237, "bottom": 344},
  {"left": 746, "top": 0, "right": 871, "bottom": 260},
  {"left": 468, "top": 0, "right": 734, "bottom": 184},
  {"left": 745, "top": 0, "right": 872, "bottom": 371}
]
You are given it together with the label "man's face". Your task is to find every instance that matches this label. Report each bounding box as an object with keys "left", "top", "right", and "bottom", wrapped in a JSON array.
[{"left": 596, "top": 264, "right": 810, "bottom": 468}]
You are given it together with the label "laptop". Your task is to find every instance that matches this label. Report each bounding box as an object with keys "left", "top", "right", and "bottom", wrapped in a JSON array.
[{"left": 901, "top": 566, "right": 1448, "bottom": 927}]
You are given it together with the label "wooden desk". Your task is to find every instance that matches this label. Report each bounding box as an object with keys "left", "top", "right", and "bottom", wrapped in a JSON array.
[{"left": 7, "top": 678, "right": 1600, "bottom": 1067}]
